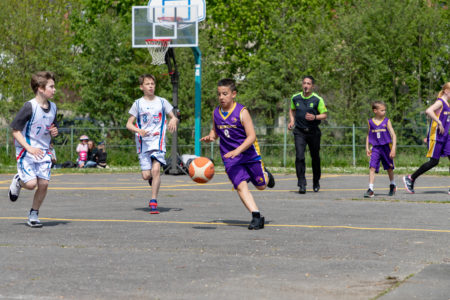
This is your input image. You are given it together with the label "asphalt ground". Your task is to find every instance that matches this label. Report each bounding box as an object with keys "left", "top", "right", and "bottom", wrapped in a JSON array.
[{"left": 0, "top": 172, "right": 449, "bottom": 300}]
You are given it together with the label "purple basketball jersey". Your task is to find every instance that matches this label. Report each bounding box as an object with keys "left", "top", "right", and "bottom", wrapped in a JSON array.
[
  {"left": 427, "top": 98, "right": 450, "bottom": 142},
  {"left": 368, "top": 118, "right": 392, "bottom": 146},
  {"left": 214, "top": 102, "right": 261, "bottom": 167}
]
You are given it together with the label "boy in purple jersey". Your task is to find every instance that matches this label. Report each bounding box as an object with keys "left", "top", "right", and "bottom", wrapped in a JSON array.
[
  {"left": 200, "top": 79, "right": 274, "bottom": 230},
  {"left": 403, "top": 82, "right": 450, "bottom": 194},
  {"left": 364, "top": 101, "right": 397, "bottom": 198},
  {"left": 8, "top": 71, "right": 59, "bottom": 228}
]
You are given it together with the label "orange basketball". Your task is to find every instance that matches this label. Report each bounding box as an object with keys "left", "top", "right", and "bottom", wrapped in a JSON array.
[{"left": 188, "top": 157, "right": 215, "bottom": 184}]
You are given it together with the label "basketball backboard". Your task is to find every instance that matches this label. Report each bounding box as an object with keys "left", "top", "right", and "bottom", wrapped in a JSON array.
[{"left": 132, "top": 0, "right": 205, "bottom": 48}]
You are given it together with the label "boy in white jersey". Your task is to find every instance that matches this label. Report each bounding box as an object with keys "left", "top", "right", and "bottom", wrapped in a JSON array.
[
  {"left": 126, "top": 74, "right": 178, "bottom": 214},
  {"left": 8, "top": 71, "right": 59, "bottom": 228}
]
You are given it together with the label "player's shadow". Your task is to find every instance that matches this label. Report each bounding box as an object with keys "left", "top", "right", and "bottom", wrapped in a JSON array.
[
  {"left": 13, "top": 221, "right": 70, "bottom": 227},
  {"left": 422, "top": 190, "right": 447, "bottom": 194},
  {"left": 209, "top": 219, "right": 271, "bottom": 228},
  {"left": 134, "top": 207, "right": 183, "bottom": 213},
  {"left": 42, "top": 221, "right": 71, "bottom": 227},
  {"left": 192, "top": 226, "right": 217, "bottom": 230}
]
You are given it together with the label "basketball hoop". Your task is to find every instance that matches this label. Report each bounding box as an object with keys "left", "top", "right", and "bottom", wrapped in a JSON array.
[{"left": 145, "top": 39, "right": 171, "bottom": 65}]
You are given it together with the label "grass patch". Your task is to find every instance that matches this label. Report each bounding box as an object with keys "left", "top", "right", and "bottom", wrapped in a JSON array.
[{"left": 371, "top": 273, "right": 415, "bottom": 300}]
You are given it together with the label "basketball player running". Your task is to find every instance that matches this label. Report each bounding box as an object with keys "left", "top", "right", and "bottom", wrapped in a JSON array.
[
  {"left": 8, "top": 71, "right": 59, "bottom": 228},
  {"left": 126, "top": 74, "right": 178, "bottom": 214},
  {"left": 403, "top": 82, "right": 450, "bottom": 194},
  {"left": 200, "top": 78, "right": 275, "bottom": 230}
]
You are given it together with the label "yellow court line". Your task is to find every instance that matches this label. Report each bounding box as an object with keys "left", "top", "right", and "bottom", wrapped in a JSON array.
[
  {"left": 0, "top": 186, "right": 449, "bottom": 192},
  {"left": 1, "top": 217, "right": 449, "bottom": 233}
]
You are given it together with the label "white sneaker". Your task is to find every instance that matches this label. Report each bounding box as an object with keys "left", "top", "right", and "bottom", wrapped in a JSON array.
[
  {"left": 8, "top": 174, "right": 22, "bottom": 202},
  {"left": 27, "top": 210, "right": 43, "bottom": 228}
]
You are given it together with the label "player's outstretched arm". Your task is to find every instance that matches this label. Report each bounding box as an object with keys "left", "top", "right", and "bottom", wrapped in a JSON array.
[
  {"left": 200, "top": 129, "right": 217, "bottom": 143},
  {"left": 200, "top": 118, "right": 217, "bottom": 143}
]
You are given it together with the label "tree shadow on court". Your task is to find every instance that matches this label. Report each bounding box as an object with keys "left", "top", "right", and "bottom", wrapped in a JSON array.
[{"left": 134, "top": 207, "right": 183, "bottom": 213}]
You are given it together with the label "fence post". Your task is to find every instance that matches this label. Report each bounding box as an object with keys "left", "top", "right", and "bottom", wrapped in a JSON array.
[
  {"left": 283, "top": 98, "right": 288, "bottom": 168},
  {"left": 210, "top": 140, "right": 213, "bottom": 159},
  {"left": 70, "top": 126, "right": 74, "bottom": 161},
  {"left": 6, "top": 127, "right": 9, "bottom": 156},
  {"left": 352, "top": 123, "right": 356, "bottom": 167}
]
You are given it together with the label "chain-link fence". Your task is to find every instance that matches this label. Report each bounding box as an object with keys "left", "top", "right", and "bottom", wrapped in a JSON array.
[{"left": 0, "top": 124, "right": 429, "bottom": 168}]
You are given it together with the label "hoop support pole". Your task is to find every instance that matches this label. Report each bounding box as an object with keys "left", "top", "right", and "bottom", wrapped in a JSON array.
[{"left": 192, "top": 47, "right": 202, "bottom": 156}]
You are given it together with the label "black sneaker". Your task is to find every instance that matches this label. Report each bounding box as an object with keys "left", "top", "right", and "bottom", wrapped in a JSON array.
[
  {"left": 248, "top": 213, "right": 265, "bottom": 230},
  {"left": 299, "top": 185, "right": 306, "bottom": 194},
  {"left": 388, "top": 184, "right": 396, "bottom": 196},
  {"left": 403, "top": 175, "right": 415, "bottom": 194},
  {"left": 364, "top": 189, "right": 374, "bottom": 198},
  {"left": 264, "top": 168, "right": 275, "bottom": 188},
  {"left": 313, "top": 183, "right": 320, "bottom": 192}
]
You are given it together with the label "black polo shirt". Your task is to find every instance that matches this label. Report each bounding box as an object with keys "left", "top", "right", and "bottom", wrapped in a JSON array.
[{"left": 291, "top": 92, "right": 327, "bottom": 129}]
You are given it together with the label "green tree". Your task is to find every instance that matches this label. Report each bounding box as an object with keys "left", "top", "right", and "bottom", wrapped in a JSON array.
[{"left": 0, "top": 0, "right": 77, "bottom": 120}]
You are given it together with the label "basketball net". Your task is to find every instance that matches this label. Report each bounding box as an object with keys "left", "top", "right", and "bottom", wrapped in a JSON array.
[{"left": 145, "top": 39, "right": 171, "bottom": 65}]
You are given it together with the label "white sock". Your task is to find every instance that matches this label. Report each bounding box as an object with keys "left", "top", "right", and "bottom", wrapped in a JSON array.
[
  {"left": 390, "top": 180, "right": 395, "bottom": 185},
  {"left": 369, "top": 184, "right": 374, "bottom": 190}
]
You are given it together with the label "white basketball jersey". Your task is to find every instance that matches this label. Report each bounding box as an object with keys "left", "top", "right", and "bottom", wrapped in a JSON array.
[
  {"left": 129, "top": 96, "right": 173, "bottom": 154},
  {"left": 15, "top": 98, "right": 57, "bottom": 155}
]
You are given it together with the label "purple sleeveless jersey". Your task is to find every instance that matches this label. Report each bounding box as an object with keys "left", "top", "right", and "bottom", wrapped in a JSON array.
[
  {"left": 214, "top": 102, "right": 261, "bottom": 167},
  {"left": 368, "top": 118, "right": 392, "bottom": 146},
  {"left": 427, "top": 98, "right": 450, "bottom": 142}
]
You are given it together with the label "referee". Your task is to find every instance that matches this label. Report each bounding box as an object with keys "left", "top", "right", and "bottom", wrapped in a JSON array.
[{"left": 288, "top": 76, "right": 328, "bottom": 194}]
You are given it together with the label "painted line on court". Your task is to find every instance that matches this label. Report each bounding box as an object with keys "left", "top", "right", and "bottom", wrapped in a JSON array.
[
  {"left": 1, "top": 186, "right": 449, "bottom": 192},
  {"left": 1, "top": 217, "right": 449, "bottom": 233}
]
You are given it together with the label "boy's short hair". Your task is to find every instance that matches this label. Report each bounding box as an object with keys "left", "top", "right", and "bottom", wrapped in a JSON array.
[
  {"left": 372, "top": 101, "right": 386, "bottom": 110},
  {"left": 302, "top": 75, "right": 315, "bottom": 84},
  {"left": 139, "top": 74, "right": 156, "bottom": 85},
  {"left": 31, "top": 71, "right": 55, "bottom": 94},
  {"left": 218, "top": 78, "right": 237, "bottom": 92}
]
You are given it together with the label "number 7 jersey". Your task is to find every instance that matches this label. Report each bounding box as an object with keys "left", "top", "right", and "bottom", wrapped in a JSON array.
[{"left": 14, "top": 98, "right": 57, "bottom": 155}]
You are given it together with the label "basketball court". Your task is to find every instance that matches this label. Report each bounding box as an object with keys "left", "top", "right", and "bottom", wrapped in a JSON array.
[{"left": 0, "top": 172, "right": 449, "bottom": 299}]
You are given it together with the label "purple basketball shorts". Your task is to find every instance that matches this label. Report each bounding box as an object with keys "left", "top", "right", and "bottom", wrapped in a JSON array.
[
  {"left": 225, "top": 160, "right": 267, "bottom": 189},
  {"left": 369, "top": 144, "right": 394, "bottom": 173}
]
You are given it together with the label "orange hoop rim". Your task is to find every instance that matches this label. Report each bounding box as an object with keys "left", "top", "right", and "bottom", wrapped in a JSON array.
[{"left": 145, "top": 38, "right": 171, "bottom": 43}]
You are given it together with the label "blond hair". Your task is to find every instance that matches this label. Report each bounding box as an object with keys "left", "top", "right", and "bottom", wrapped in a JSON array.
[{"left": 437, "top": 82, "right": 450, "bottom": 98}]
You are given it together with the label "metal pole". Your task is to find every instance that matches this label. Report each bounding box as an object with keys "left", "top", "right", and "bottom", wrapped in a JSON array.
[
  {"left": 70, "top": 127, "right": 74, "bottom": 161},
  {"left": 6, "top": 127, "right": 9, "bottom": 157},
  {"left": 283, "top": 98, "right": 288, "bottom": 168},
  {"left": 352, "top": 123, "right": 356, "bottom": 167},
  {"left": 192, "top": 47, "right": 202, "bottom": 156},
  {"left": 165, "top": 48, "right": 181, "bottom": 174}
]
